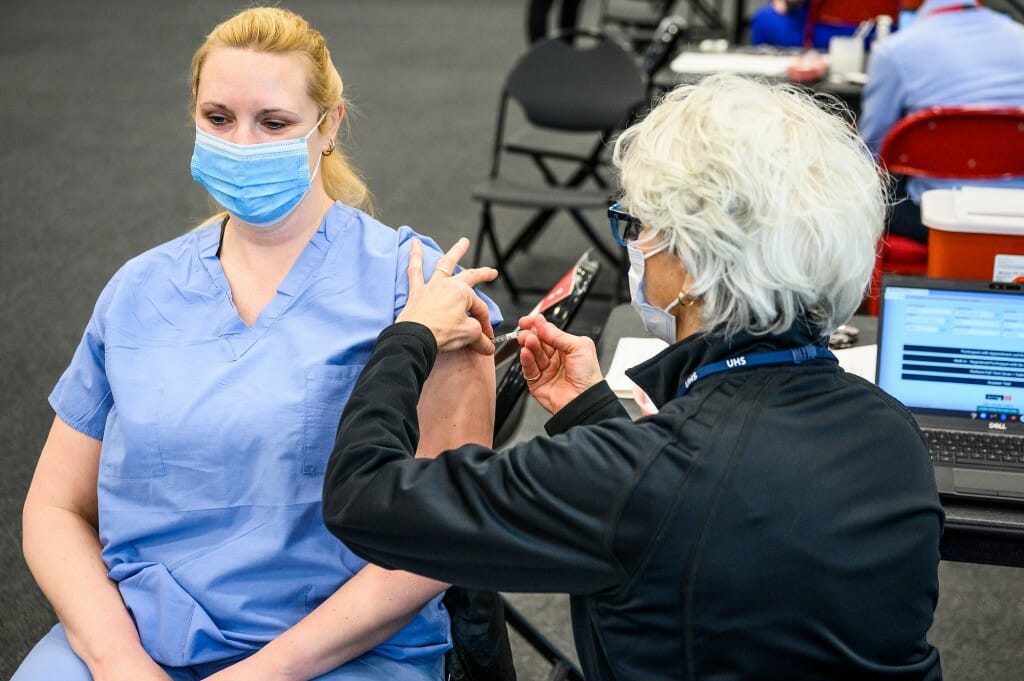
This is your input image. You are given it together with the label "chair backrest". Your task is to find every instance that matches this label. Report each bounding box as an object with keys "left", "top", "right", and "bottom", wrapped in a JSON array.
[
  {"left": 808, "top": 0, "right": 900, "bottom": 25},
  {"left": 504, "top": 34, "right": 648, "bottom": 132},
  {"left": 878, "top": 106, "right": 1024, "bottom": 179}
]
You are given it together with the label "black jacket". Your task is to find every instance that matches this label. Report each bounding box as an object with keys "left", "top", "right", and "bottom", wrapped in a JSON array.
[{"left": 323, "top": 322, "right": 944, "bottom": 681}]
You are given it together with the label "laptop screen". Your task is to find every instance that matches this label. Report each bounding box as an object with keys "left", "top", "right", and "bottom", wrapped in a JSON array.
[{"left": 877, "top": 277, "right": 1024, "bottom": 435}]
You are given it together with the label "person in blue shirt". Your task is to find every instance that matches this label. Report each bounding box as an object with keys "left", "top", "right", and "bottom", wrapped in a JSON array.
[
  {"left": 751, "top": 0, "right": 810, "bottom": 47},
  {"left": 860, "top": 0, "right": 1024, "bottom": 242},
  {"left": 750, "top": 0, "right": 856, "bottom": 49},
  {"left": 14, "top": 7, "right": 500, "bottom": 681}
]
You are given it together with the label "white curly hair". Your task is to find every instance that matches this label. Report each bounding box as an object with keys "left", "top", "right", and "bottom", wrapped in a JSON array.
[{"left": 613, "top": 74, "right": 885, "bottom": 338}]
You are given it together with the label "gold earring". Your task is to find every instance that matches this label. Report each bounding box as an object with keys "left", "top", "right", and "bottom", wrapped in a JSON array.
[
  {"left": 322, "top": 140, "right": 336, "bottom": 157},
  {"left": 677, "top": 291, "right": 698, "bottom": 308}
]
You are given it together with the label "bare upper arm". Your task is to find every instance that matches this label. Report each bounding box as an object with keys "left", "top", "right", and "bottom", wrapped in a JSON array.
[
  {"left": 24, "top": 416, "right": 101, "bottom": 528},
  {"left": 415, "top": 349, "right": 496, "bottom": 458}
]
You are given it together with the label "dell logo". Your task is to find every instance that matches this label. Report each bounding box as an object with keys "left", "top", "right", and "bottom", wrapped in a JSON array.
[
  {"left": 989, "top": 422, "right": 1008, "bottom": 431},
  {"left": 726, "top": 357, "right": 747, "bottom": 368}
]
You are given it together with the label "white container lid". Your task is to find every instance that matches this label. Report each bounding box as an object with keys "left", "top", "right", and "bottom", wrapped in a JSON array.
[{"left": 922, "top": 188, "right": 1024, "bottom": 235}]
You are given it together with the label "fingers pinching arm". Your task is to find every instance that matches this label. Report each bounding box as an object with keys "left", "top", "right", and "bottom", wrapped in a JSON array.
[{"left": 395, "top": 238, "right": 498, "bottom": 354}]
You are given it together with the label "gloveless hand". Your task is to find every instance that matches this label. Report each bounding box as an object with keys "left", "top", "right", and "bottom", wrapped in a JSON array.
[
  {"left": 516, "top": 313, "right": 603, "bottom": 415},
  {"left": 396, "top": 238, "right": 498, "bottom": 355}
]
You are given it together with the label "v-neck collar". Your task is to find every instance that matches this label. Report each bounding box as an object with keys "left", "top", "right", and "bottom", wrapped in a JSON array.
[{"left": 197, "top": 213, "right": 335, "bottom": 359}]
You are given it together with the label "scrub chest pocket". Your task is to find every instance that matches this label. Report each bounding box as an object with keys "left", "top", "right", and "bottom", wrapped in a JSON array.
[
  {"left": 304, "top": 365, "right": 362, "bottom": 475},
  {"left": 101, "top": 380, "right": 167, "bottom": 480}
]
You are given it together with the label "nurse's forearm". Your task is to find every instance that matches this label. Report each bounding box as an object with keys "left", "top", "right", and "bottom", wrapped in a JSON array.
[{"left": 234, "top": 565, "right": 447, "bottom": 681}]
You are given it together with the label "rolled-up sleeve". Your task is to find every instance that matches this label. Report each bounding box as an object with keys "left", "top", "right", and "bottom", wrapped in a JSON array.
[
  {"left": 393, "top": 226, "right": 503, "bottom": 330},
  {"left": 49, "top": 276, "right": 120, "bottom": 440}
]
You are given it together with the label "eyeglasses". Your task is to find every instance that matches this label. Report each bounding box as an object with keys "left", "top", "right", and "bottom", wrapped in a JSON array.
[{"left": 608, "top": 203, "right": 643, "bottom": 246}]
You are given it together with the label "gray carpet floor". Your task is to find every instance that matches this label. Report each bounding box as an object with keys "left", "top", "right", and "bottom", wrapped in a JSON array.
[{"left": 1, "top": 1, "right": 1022, "bottom": 679}]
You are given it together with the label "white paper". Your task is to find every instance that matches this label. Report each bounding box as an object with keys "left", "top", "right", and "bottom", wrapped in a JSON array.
[
  {"left": 606, "top": 337, "right": 669, "bottom": 398},
  {"left": 669, "top": 52, "right": 795, "bottom": 76},
  {"left": 833, "top": 344, "right": 878, "bottom": 383},
  {"left": 993, "top": 254, "right": 1024, "bottom": 283}
]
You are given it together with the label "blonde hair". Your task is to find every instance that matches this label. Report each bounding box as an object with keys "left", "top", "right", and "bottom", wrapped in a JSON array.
[
  {"left": 190, "top": 6, "right": 373, "bottom": 215},
  {"left": 613, "top": 74, "right": 885, "bottom": 338}
]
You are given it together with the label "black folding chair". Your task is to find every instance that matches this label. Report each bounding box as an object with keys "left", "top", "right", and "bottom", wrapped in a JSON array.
[
  {"left": 597, "top": 0, "right": 677, "bottom": 52},
  {"left": 471, "top": 32, "right": 646, "bottom": 300},
  {"left": 529, "top": 1, "right": 727, "bottom": 53}
]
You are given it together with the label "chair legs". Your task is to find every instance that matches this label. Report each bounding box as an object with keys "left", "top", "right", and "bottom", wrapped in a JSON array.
[
  {"left": 501, "top": 596, "right": 585, "bottom": 681},
  {"left": 503, "top": 208, "right": 558, "bottom": 260},
  {"left": 568, "top": 209, "right": 620, "bottom": 265},
  {"left": 476, "top": 203, "right": 627, "bottom": 303},
  {"left": 475, "top": 202, "right": 523, "bottom": 301},
  {"left": 473, "top": 203, "right": 493, "bottom": 267}
]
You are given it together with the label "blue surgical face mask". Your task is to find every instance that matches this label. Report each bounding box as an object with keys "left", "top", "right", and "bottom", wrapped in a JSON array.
[
  {"left": 627, "top": 239, "right": 684, "bottom": 345},
  {"left": 190, "top": 111, "right": 328, "bottom": 227}
]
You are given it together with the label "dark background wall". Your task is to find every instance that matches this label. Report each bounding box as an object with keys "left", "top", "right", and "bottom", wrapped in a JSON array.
[{"left": 2, "top": 2, "right": 1022, "bottom": 679}]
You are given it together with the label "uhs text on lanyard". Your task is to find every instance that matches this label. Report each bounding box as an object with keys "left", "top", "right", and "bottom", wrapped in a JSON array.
[{"left": 677, "top": 345, "right": 838, "bottom": 398}]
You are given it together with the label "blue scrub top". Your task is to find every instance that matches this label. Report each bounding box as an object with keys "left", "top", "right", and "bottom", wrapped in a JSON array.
[{"left": 49, "top": 202, "right": 502, "bottom": 668}]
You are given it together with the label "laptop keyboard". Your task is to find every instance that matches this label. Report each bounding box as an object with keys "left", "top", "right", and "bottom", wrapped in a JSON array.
[{"left": 923, "top": 429, "right": 1024, "bottom": 467}]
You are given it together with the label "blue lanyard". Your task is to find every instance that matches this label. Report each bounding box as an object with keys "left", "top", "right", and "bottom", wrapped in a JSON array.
[{"left": 676, "top": 344, "right": 838, "bottom": 398}]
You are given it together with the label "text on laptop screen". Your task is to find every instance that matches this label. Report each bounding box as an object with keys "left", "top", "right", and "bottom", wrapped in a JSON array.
[{"left": 878, "top": 285, "right": 1024, "bottom": 424}]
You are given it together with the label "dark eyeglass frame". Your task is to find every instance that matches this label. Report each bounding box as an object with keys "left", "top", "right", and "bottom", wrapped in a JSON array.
[{"left": 608, "top": 202, "right": 643, "bottom": 246}]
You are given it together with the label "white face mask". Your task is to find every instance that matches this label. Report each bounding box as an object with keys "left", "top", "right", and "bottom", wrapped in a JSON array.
[{"left": 627, "top": 239, "right": 684, "bottom": 345}]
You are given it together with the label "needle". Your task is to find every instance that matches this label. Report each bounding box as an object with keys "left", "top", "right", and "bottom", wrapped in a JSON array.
[{"left": 491, "top": 328, "right": 522, "bottom": 345}]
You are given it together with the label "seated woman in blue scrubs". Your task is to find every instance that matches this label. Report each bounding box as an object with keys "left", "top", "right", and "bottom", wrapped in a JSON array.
[{"left": 15, "top": 7, "right": 500, "bottom": 681}]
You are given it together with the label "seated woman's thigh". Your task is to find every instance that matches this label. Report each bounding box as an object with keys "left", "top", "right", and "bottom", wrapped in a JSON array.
[
  {"left": 11, "top": 624, "right": 93, "bottom": 681},
  {"left": 316, "top": 651, "right": 444, "bottom": 681},
  {"left": 11, "top": 624, "right": 198, "bottom": 681}
]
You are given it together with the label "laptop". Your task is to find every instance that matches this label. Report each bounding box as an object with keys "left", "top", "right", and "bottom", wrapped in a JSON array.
[{"left": 876, "top": 276, "right": 1024, "bottom": 502}]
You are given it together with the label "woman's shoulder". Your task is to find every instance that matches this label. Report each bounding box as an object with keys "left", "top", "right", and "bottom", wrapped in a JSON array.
[
  {"left": 324, "top": 201, "right": 436, "bottom": 261},
  {"left": 102, "top": 223, "right": 214, "bottom": 301}
]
